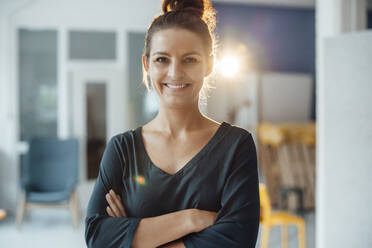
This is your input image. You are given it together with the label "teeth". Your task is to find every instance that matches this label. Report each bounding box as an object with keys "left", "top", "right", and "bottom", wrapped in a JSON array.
[{"left": 166, "top": 84, "right": 187, "bottom": 89}]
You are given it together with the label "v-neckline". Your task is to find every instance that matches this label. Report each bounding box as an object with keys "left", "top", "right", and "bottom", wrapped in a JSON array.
[{"left": 136, "top": 122, "right": 229, "bottom": 177}]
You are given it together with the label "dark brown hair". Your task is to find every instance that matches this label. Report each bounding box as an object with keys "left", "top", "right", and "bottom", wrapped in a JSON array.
[{"left": 142, "top": 0, "right": 217, "bottom": 91}]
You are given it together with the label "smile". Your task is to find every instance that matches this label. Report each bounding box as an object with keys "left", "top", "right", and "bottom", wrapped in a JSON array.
[{"left": 164, "top": 83, "right": 189, "bottom": 89}]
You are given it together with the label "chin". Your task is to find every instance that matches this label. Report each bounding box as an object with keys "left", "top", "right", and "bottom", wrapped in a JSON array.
[{"left": 161, "top": 97, "right": 198, "bottom": 109}]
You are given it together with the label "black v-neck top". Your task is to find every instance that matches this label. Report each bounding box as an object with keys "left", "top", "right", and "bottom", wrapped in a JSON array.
[{"left": 85, "top": 122, "right": 260, "bottom": 248}]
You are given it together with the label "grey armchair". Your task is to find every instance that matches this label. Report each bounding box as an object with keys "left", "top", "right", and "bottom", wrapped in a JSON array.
[{"left": 16, "top": 137, "right": 80, "bottom": 228}]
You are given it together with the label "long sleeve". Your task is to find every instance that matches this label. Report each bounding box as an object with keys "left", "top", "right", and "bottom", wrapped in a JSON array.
[
  {"left": 85, "top": 136, "right": 141, "bottom": 248},
  {"left": 182, "top": 133, "right": 260, "bottom": 248}
]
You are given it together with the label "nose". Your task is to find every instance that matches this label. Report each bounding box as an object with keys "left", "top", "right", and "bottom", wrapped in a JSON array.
[{"left": 168, "top": 60, "right": 184, "bottom": 79}]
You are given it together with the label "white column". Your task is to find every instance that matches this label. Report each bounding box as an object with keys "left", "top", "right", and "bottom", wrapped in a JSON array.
[
  {"left": 0, "top": 0, "right": 35, "bottom": 213},
  {"left": 0, "top": 15, "right": 7, "bottom": 125},
  {"left": 0, "top": 9, "right": 19, "bottom": 213},
  {"left": 58, "top": 27, "right": 69, "bottom": 138},
  {"left": 316, "top": 1, "right": 369, "bottom": 248}
]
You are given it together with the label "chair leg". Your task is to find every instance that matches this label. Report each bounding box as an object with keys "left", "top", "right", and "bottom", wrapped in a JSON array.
[
  {"left": 281, "top": 224, "right": 288, "bottom": 248},
  {"left": 69, "top": 190, "right": 80, "bottom": 228},
  {"left": 298, "top": 222, "right": 306, "bottom": 248},
  {"left": 260, "top": 224, "right": 270, "bottom": 248},
  {"left": 16, "top": 192, "right": 26, "bottom": 229}
]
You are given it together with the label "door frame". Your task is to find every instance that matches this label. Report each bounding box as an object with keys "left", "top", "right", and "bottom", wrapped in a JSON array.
[{"left": 70, "top": 65, "right": 126, "bottom": 182}]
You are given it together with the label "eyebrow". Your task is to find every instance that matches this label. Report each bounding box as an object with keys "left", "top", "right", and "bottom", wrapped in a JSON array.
[{"left": 151, "top": 51, "right": 202, "bottom": 57}]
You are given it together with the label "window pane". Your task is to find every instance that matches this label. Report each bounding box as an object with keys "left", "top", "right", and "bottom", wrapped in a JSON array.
[
  {"left": 19, "top": 29, "right": 58, "bottom": 141},
  {"left": 69, "top": 31, "right": 116, "bottom": 60}
]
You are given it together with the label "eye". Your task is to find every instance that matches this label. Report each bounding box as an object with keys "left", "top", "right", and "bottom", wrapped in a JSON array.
[
  {"left": 155, "top": 57, "right": 169, "bottom": 63},
  {"left": 184, "top": 57, "right": 198, "bottom": 64}
]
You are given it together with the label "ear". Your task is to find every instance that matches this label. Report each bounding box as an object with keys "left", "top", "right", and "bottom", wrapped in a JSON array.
[
  {"left": 205, "top": 55, "right": 214, "bottom": 77},
  {"left": 142, "top": 55, "right": 149, "bottom": 72}
]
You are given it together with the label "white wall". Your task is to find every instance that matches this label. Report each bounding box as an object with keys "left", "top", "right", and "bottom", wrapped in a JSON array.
[
  {"left": 318, "top": 31, "right": 372, "bottom": 248},
  {"left": 207, "top": 72, "right": 313, "bottom": 127},
  {"left": 207, "top": 73, "right": 257, "bottom": 125},
  {"left": 261, "top": 73, "right": 313, "bottom": 123},
  {"left": 315, "top": 1, "right": 370, "bottom": 247}
]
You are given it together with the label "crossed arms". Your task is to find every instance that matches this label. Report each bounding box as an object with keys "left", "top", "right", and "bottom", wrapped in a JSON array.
[
  {"left": 85, "top": 134, "right": 260, "bottom": 248},
  {"left": 105, "top": 189, "right": 216, "bottom": 248}
]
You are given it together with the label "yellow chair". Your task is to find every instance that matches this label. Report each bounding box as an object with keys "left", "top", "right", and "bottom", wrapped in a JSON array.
[
  {"left": 257, "top": 123, "right": 285, "bottom": 147},
  {"left": 279, "top": 122, "right": 316, "bottom": 146},
  {"left": 259, "top": 183, "right": 306, "bottom": 248}
]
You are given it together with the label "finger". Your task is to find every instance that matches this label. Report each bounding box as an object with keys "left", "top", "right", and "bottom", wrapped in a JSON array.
[
  {"left": 109, "top": 190, "right": 126, "bottom": 217},
  {"left": 115, "top": 195, "right": 127, "bottom": 217},
  {"left": 110, "top": 190, "right": 126, "bottom": 217},
  {"left": 106, "top": 206, "right": 115, "bottom": 217},
  {"left": 106, "top": 193, "right": 120, "bottom": 217},
  {"left": 116, "top": 194, "right": 127, "bottom": 217},
  {"left": 105, "top": 193, "right": 121, "bottom": 217}
]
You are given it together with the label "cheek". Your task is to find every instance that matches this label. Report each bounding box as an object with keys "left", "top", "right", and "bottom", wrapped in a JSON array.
[
  {"left": 148, "top": 65, "right": 165, "bottom": 82},
  {"left": 148, "top": 68, "right": 165, "bottom": 94},
  {"left": 187, "top": 67, "right": 206, "bottom": 85}
]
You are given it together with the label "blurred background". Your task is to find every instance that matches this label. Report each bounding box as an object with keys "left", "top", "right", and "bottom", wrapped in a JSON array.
[{"left": 0, "top": 0, "right": 371, "bottom": 247}]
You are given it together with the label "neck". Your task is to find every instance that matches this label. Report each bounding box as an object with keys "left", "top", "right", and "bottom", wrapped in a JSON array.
[{"left": 152, "top": 102, "right": 205, "bottom": 137}]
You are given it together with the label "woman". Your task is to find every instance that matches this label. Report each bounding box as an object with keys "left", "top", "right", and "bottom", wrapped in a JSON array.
[{"left": 85, "top": 0, "right": 260, "bottom": 247}]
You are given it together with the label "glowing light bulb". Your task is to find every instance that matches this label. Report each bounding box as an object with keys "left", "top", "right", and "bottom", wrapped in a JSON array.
[{"left": 219, "top": 55, "right": 239, "bottom": 77}]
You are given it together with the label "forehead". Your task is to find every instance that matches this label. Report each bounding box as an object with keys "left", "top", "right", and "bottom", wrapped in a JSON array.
[{"left": 150, "top": 28, "right": 206, "bottom": 56}]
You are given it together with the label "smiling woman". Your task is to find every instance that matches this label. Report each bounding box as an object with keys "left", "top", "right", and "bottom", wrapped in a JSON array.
[
  {"left": 143, "top": 28, "right": 212, "bottom": 108},
  {"left": 85, "top": 0, "right": 260, "bottom": 247}
]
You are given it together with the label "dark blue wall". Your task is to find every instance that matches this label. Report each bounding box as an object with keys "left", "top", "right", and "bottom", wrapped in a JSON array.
[
  {"left": 213, "top": 3, "right": 316, "bottom": 119},
  {"left": 213, "top": 5, "right": 372, "bottom": 121},
  {"left": 213, "top": 3, "right": 315, "bottom": 74}
]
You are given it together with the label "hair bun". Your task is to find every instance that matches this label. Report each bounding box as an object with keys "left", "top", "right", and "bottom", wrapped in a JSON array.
[
  {"left": 162, "top": 0, "right": 215, "bottom": 30},
  {"left": 162, "top": 0, "right": 203, "bottom": 17}
]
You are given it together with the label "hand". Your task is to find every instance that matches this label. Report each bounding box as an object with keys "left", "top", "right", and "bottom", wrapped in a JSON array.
[
  {"left": 189, "top": 209, "right": 218, "bottom": 233},
  {"left": 105, "top": 189, "right": 127, "bottom": 217}
]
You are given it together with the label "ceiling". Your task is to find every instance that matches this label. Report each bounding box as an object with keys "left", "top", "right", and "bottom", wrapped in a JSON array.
[
  {"left": 0, "top": 0, "right": 316, "bottom": 11},
  {"left": 1, "top": 0, "right": 372, "bottom": 15}
]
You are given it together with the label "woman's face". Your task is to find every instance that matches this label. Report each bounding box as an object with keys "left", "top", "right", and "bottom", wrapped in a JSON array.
[{"left": 143, "top": 28, "right": 213, "bottom": 108}]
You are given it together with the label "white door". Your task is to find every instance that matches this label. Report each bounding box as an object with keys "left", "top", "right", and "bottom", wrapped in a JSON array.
[{"left": 70, "top": 66, "right": 127, "bottom": 182}]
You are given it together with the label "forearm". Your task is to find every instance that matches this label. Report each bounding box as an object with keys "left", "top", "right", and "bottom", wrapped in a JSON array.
[{"left": 132, "top": 209, "right": 194, "bottom": 248}]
